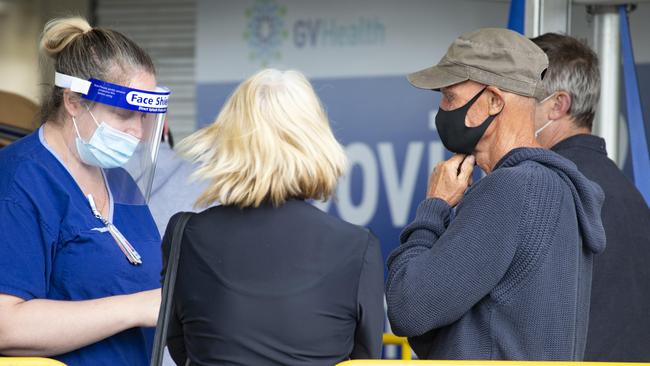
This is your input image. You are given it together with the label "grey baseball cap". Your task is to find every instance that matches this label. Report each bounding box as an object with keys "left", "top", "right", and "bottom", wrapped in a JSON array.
[{"left": 408, "top": 28, "right": 549, "bottom": 99}]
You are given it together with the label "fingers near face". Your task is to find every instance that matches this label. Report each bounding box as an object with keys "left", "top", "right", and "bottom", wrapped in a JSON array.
[{"left": 459, "top": 155, "right": 475, "bottom": 180}]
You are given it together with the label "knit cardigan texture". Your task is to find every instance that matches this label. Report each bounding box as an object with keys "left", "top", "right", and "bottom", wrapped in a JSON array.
[{"left": 386, "top": 147, "right": 605, "bottom": 360}]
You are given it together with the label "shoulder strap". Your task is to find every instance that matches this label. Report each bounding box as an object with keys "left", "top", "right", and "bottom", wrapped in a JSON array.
[{"left": 150, "top": 212, "right": 193, "bottom": 366}]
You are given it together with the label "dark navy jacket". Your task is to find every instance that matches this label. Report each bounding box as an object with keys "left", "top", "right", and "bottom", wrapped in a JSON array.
[{"left": 553, "top": 134, "right": 650, "bottom": 362}]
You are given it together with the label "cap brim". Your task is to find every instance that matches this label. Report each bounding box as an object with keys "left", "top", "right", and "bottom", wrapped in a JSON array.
[{"left": 407, "top": 66, "right": 467, "bottom": 91}]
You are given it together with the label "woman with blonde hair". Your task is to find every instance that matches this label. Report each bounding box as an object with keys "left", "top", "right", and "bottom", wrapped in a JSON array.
[
  {"left": 162, "top": 69, "right": 384, "bottom": 365},
  {"left": 0, "top": 17, "right": 168, "bottom": 365}
]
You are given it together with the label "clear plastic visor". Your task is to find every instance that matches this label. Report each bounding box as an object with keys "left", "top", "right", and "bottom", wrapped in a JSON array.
[{"left": 55, "top": 72, "right": 170, "bottom": 205}]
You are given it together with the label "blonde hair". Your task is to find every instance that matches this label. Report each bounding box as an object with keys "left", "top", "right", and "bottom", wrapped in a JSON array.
[
  {"left": 40, "top": 17, "right": 92, "bottom": 56},
  {"left": 178, "top": 69, "right": 347, "bottom": 208},
  {"left": 39, "top": 16, "right": 155, "bottom": 122}
]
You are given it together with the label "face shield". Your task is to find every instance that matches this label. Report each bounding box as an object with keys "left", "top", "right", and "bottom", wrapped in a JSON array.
[{"left": 55, "top": 72, "right": 170, "bottom": 205}]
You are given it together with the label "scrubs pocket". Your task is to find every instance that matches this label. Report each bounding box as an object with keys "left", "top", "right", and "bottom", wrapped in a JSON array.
[{"left": 54, "top": 228, "right": 161, "bottom": 299}]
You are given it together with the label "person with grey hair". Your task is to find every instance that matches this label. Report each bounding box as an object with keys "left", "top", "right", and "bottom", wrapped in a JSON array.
[
  {"left": 532, "top": 33, "right": 650, "bottom": 362},
  {"left": 386, "top": 28, "right": 605, "bottom": 361}
]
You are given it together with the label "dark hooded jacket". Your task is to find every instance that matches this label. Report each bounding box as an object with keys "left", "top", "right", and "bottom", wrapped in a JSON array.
[{"left": 386, "top": 147, "right": 606, "bottom": 360}]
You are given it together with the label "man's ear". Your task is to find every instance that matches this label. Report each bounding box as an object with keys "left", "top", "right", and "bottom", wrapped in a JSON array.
[
  {"left": 62, "top": 90, "right": 85, "bottom": 119},
  {"left": 548, "top": 91, "right": 572, "bottom": 120},
  {"left": 485, "top": 86, "right": 505, "bottom": 116}
]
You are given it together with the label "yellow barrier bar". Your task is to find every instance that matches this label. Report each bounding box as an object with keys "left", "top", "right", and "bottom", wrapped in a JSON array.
[
  {"left": 0, "top": 358, "right": 66, "bottom": 366},
  {"left": 382, "top": 333, "right": 412, "bottom": 360},
  {"left": 338, "top": 361, "right": 650, "bottom": 366}
]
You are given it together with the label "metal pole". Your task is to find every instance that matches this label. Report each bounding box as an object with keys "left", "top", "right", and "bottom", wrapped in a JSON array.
[
  {"left": 590, "top": 5, "right": 621, "bottom": 164},
  {"left": 524, "top": 0, "right": 571, "bottom": 37},
  {"left": 525, "top": 0, "right": 542, "bottom": 37},
  {"left": 539, "top": 0, "right": 571, "bottom": 35}
]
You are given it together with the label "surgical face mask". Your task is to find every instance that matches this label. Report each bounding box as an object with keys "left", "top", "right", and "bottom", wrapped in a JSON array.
[
  {"left": 534, "top": 93, "right": 557, "bottom": 139},
  {"left": 72, "top": 107, "right": 140, "bottom": 169},
  {"left": 435, "top": 88, "right": 500, "bottom": 155}
]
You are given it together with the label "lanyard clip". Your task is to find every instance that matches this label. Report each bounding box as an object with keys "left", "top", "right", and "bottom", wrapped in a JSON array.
[
  {"left": 87, "top": 194, "right": 102, "bottom": 219},
  {"left": 87, "top": 194, "right": 142, "bottom": 265}
]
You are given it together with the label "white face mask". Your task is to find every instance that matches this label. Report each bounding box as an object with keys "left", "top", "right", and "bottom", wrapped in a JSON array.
[
  {"left": 535, "top": 93, "right": 557, "bottom": 139},
  {"left": 72, "top": 107, "right": 140, "bottom": 168}
]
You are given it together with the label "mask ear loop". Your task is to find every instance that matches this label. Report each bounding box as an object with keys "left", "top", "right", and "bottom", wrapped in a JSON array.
[
  {"left": 535, "top": 120, "right": 555, "bottom": 138},
  {"left": 71, "top": 104, "right": 100, "bottom": 144},
  {"left": 535, "top": 92, "right": 558, "bottom": 138},
  {"left": 475, "top": 87, "right": 504, "bottom": 121},
  {"left": 84, "top": 104, "right": 141, "bottom": 144},
  {"left": 85, "top": 104, "right": 102, "bottom": 128},
  {"left": 539, "top": 92, "right": 557, "bottom": 105},
  {"left": 71, "top": 104, "right": 99, "bottom": 144},
  {"left": 71, "top": 115, "right": 87, "bottom": 144},
  {"left": 465, "top": 87, "right": 488, "bottom": 108},
  {"left": 470, "top": 87, "right": 504, "bottom": 118}
]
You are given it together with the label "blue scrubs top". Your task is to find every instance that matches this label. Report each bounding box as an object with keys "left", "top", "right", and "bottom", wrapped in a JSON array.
[{"left": 0, "top": 129, "right": 162, "bottom": 365}]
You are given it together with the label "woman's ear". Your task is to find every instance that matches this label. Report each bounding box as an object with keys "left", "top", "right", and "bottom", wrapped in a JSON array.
[
  {"left": 485, "top": 86, "right": 505, "bottom": 116},
  {"left": 62, "top": 90, "right": 85, "bottom": 119},
  {"left": 548, "top": 91, "right": 572, "bottom": 121}
]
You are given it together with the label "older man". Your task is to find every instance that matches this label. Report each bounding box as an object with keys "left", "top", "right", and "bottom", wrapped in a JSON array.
[
  {"left": 385, "top": 28, "right": 606, "bottom": 360},
  {"left": 532, "top": 33, "right": 650, "bottom": 362}
]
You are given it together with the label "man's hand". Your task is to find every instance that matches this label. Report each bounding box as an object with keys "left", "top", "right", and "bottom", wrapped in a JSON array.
[{"left": 427, "top": 154, "right": 475, "bottom": 206}]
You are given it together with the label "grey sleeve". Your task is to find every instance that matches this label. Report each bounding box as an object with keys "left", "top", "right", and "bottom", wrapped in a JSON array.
[
  {"left": 385, "top": 170, "right": 530, "bottom": 337},
  {"left": 350, "top": 232, "right": 385, "bottom": 359}
]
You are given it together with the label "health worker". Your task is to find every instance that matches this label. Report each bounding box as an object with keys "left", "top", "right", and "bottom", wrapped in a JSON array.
[{"left": 0, "top": 16, "right": 170, "bottom": 366}]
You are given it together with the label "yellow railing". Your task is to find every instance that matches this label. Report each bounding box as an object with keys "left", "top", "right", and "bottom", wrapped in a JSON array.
[
  {"left": 349, "top": 335, "right": 650, "bottom": 365},
  {"left": 0, "top": 358, "right": 66, "bottom": 366},
  {"left": 338, "top": 361, "right": 650, "bottom": 366},
  {"left": 382, "top": 333, "right": 412, "bottom": 360}
]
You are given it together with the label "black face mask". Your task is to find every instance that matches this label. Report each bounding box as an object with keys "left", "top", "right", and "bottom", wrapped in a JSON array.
[{"left": 435, "top": 88, "right": 500, "bottom": 155}]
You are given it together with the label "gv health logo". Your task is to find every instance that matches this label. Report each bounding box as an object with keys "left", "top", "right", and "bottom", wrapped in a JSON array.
[{"left": 243, "top": 0, "right": 288, "bottom": 67}]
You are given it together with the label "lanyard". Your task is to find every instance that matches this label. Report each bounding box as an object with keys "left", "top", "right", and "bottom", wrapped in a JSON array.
[{"left": 87, "top": 194, "right": 142, "bottom": 265}]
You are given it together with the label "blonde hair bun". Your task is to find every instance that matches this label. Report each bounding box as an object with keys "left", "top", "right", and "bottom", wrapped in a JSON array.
[{"left": 40, "top": 17, "right": 92, "bottom": 59}]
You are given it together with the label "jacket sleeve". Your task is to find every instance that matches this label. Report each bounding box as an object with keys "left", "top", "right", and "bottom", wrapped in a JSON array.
[
  {"left": 350, "top": 231, "right": 385, "bottom": 359},
  {"left": 385, "top": 169, "right": 529, "bottom": 337},
  {"left": 167, "top": 309, "right": 187, "bottom": 366}
]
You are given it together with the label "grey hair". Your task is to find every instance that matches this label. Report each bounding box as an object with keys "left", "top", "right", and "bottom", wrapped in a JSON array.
[{"left": 531, "top": 33, "right": 600, "bottom": 130}]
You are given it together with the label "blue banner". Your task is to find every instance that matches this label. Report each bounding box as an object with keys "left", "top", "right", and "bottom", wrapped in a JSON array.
[
  {"left": 507, "top": 0, "right": 525, "bottom": 34},
  {"left": 620, "top": 6, "right": 650, "bottom": 204}
]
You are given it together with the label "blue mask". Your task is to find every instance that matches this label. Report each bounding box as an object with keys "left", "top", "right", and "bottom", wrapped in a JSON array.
[{"left": 72, "top": 108, "right": 140, "bottom": 169}]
